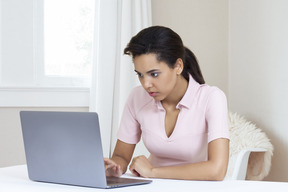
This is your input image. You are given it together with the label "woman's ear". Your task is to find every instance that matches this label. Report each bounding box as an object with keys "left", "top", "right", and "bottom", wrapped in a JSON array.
[{"left": 175, "top": 58, "right": 184, "bottom": 75}]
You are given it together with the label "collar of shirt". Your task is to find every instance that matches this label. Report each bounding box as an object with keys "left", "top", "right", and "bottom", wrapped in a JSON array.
[{"left": 154, "top": 74, "right": 201, "bottom": 110}]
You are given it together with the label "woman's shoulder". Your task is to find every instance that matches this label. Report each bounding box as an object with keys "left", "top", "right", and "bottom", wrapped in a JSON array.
[
  {"left": 187, "top": 76, "right": 226, "bottom": 101},
  {"left": 198, "top": 84, "right": 225, "bottom": 95},
  {"left": 200, "top": 87, "right": 227, "bottom": 112},
  {"left": 197, "top": 84, "right": 227, "bottom": 102}
]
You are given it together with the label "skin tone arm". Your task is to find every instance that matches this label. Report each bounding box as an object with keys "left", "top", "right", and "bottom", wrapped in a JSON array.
[
  {"left": 104, "top": 140, "right": 136, "bottom": 177},
  {"left": 129, "top": 138, "right": 229, "bottom": 181},
  {"left": 105, "top": 138, "right": 229, "bottom": 181}
]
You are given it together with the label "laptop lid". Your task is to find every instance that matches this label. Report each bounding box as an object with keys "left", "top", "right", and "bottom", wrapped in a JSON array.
[{"left": 20, "top": 111, "right": 151, "bottom": 189}]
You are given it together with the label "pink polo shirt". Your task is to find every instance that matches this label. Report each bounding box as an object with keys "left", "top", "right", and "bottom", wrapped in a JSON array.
[{"left": 117, "top": 74, "right": 229, "bottom": 167}]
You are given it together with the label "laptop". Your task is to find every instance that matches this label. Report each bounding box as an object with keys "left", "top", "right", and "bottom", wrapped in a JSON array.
[{"left": 20, "top": 111, "right": 152, "bottom": 189}]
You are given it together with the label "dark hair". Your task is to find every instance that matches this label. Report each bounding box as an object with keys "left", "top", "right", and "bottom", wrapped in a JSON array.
[{"left": 123, "top": 26, "right": 205, "bottom": 84}]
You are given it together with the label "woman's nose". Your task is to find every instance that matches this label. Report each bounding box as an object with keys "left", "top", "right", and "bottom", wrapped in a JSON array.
[{"left": 142, "top": 77, "right": 152, "bottom": 89}]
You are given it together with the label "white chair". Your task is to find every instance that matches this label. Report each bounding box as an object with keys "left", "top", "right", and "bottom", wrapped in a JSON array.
[
  {"left": 231, "top": 148, "right": 267, "bottom": 180},
  {"left": 226, "top": 112, "right": 273, "bottom": 180}
]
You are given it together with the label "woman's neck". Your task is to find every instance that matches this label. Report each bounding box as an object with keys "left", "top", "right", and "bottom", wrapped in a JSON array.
[{"left": 161, "top": 75, "right": 188, "bottom": 108}]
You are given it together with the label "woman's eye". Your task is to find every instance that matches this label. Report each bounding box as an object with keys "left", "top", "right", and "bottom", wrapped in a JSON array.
[
  {"left": 151, "top": 73, "right": 159, "bottom": 77},
  {"left": 136, "top": 72, "right": 143, "bottom": 78}
]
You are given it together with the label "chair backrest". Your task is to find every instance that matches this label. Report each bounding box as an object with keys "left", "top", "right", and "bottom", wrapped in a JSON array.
[
  {"left": 231, "top": 148, "right": 267, "bottom": 180},
  {"left": 226, "top": 112, "right": 273, "bottom": 180}
]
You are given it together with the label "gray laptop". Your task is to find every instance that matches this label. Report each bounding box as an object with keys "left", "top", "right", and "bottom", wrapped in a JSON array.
[{"left": 20, "top": 111, "right": 152, "bottom": 189}]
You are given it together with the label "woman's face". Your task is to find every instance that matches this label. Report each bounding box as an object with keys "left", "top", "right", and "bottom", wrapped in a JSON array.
[{"left": 133, "top": 53, "right": 180, "bottom": 101}]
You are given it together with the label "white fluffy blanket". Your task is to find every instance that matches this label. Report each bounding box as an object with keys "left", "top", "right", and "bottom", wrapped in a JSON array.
[{"left": 226, "top": 112, "right": 274, "bottom": 180}]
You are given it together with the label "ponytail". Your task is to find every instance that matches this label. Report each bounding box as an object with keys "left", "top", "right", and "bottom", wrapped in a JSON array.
[{"left": 182, "top": 47, "right": 205, "bottom": 84}]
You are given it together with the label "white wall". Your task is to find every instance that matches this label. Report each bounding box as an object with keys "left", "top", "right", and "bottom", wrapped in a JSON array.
[{"left": 229, "top": 0, "right": 288, "bottom": 181}]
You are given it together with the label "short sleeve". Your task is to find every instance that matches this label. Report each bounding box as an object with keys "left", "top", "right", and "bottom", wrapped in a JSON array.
[
  {"left": 117, "top": 90, "right": 142, "bottom": 144},
  {"left": 205, "top": 88, "right": 230, "bottom": 143}
]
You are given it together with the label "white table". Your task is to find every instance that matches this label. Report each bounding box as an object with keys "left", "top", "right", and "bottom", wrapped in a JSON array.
[{"left": 1, "top": 165, "right": 288, "bottom": 192}]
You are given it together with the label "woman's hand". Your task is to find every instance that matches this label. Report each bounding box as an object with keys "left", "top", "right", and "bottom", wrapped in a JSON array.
[
  {"left": 104, "top": 158, "right": 122, "bottom": 177},
  {"left": 129, "top": 155, "right": 155, "bottom": 178}
]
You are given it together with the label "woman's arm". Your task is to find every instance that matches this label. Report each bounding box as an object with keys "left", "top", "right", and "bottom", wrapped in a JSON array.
[
  {"left": 129, "top": 138, "right": 229, "bottom": 181},
  {"left": 105, "top": 139, "right": 136, "bottom": 177}
]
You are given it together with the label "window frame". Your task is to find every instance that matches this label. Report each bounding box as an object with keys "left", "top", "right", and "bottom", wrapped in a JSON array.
[
  {"left": 0, "top": 86, "right": 89, "bottom": 107},
  {"left": 0, "top": 0, "right": 92, "bottom": 107}
]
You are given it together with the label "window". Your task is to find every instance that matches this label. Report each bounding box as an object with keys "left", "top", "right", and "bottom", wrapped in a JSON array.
[
  {"left": 0, "top": 0, "right": 95, "bottom": 107},
  {"left": 34, "top": 0, "right": 95, "bottom": 87}
]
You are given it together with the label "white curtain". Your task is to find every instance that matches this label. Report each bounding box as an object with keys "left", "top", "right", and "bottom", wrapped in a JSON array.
[{"left": 90, "top": 0, "right": 152, "bottom": 157}]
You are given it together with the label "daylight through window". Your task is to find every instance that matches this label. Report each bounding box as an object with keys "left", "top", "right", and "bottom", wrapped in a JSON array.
[{"left": 44, "top": 0, "right": 95, "bottom": 78}]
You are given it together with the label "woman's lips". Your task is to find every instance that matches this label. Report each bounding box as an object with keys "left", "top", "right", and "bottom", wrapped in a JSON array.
[{"left": 149, "top": 92, "right": 157, "bottom": 97}]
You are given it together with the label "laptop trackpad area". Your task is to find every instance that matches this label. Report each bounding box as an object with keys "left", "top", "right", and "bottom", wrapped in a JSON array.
[{"left": 106, "top": 177, "right": 152, "bottom": 188}]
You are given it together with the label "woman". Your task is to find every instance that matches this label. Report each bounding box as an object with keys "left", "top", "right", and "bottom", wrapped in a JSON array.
[{"left": 105, "top": 26, "right": 229, "bottom": 181}]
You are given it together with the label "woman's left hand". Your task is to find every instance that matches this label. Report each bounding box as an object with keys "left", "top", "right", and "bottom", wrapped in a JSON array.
[{"left": 129, "top": 155, "right": 155, "bottom": 178}]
